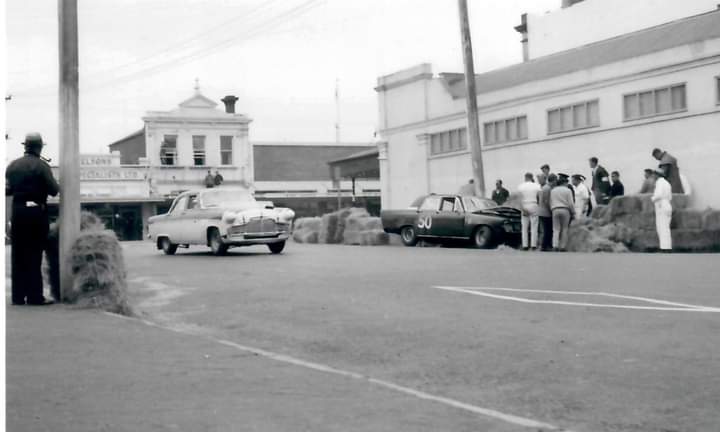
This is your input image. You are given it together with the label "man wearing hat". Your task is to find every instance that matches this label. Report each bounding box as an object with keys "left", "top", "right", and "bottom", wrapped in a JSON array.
[
  {"left": 5, "top": 132, "right": 59, "bottom": 305},
  {"left": 571, "top": 174, "right": 592, "bottom": 219},
  {"left": 652, "top": 148, "right": 684, "bottom": 194},
  {"left": 650, "top": 169, "right": 673, "bottom": 251}
]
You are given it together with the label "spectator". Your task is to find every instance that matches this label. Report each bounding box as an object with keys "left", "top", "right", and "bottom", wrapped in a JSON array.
[
  {"left": 540, "top": 164, "right": 551, "bottom": 178},
  {"left": 609, "top": 171, "right": 625, "bottom": 199},
  {"left": 517, "top": 173, "right": 541, "bottom": 251},
  {"left": 537, "top": 173, "right": 554, "bottom": 251},
  {"left": 204, "top": 170, "right": 215, "bottom": 188},
  {"left": 588, "top": 157, "right": 611, "bottom": 205},
  {"left": 550, "top": 175, "right": 575, "bottom": 252},
  {"left": 491, "top": 179, "right": 509, "bottom": 205},
  {"left": 652, "top": 148, "right": 683, "bottom": 193},
  {"left": 639, "top": 169, "right": 656, "bottom": 194},
  {"left": 214, "top": 170, "right": 224, "bottom": 187},
  {"left": 458, "top": 178, "right": 476, "bottom": 196},
  {"left": 650, "top": 169, "right": 673, "bottom": 251},
  {"left": 571, "top": 174, "right": 591, "bottom": 219}
]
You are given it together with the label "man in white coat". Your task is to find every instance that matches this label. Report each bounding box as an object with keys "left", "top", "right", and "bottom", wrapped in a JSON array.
[
  {"left": 651, "top": 169, "right": 673, "bottom": 251},
  {"left": 517, "top": 172, "right": 542, "bottom": 251},
  {"left": 571, "top": 174, "right": 591, "bottom": 219}
]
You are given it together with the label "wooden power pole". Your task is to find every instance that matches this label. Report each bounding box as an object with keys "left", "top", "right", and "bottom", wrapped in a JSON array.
[
  {"left": 457, "top": 0, "right": 486, "bottom": 197},
  {"left": 58, "top": 0, "right": 80, "bottom": 300}
]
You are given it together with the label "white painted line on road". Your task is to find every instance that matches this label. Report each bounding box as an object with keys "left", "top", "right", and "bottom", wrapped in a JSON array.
[
  {"left": 105, "top": 312, "right": 568, "bottom": 431},
  {"left": 433, "top": 286, "right": 720, "bottom": 313}
]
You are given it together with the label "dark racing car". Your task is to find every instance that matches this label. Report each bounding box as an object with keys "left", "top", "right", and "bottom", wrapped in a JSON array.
[{"left": 381, "top": 194, "right": 521, "bottom": 248}]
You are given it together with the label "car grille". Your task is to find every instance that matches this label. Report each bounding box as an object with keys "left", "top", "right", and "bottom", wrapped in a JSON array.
[{"left": 228, "top": 218, "right": 278, "bottom": 236}]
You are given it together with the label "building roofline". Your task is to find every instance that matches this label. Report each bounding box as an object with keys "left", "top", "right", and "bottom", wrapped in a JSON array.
[
  {"left": 107, "top": 127, "right": 145, "bottom": 148},
  {"left": 327, "top": 148, "right": 380, "bottom": 165}
]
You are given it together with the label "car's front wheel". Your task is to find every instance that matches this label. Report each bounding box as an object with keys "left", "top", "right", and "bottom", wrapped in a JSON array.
[
  {"left": 472, "top": 225, "right": 495, "bottom": 249},
  {"left": 208, "top": 229, "right": 228, "bottom": 256},
  {"left": 400, "top": 226, "right": 418, "bottom": 247},
  {"left": 268, "top": 241, "right": 286, "bottom": 254},
  {"left": 159, "top": 237, "right": 178, "bottom": 255}
]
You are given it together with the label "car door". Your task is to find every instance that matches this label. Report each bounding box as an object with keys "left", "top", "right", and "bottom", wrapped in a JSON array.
[
  {"left": 182, "top": 193, "right": 205, "bottom": 244},
  {"left": 165, "top": 195, "right": 189, "bottom": 243},
  {"left": 416, "top": 195, "right": 441, "bottom": 237},
  {"left": 430, "top": 196, "right": 466, "bottom": 238}
]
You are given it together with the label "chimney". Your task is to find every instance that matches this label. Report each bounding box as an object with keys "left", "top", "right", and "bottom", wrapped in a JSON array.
[
  {"left": 221, "top": 95, "right": 238, "bottom": 114},
  {"left": 514, "top": 13, "right": 529, "bottom": 62}
]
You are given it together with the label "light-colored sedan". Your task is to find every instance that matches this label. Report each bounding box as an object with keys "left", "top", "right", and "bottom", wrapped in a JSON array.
[{"left": 148, "top": 188, "right": 294, "bottom": 256}]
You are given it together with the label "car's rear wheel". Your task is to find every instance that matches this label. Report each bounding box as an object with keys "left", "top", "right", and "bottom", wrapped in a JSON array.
[
  {"left": 208, "top": 229, "right": 228, "bottom": 256},
  {"left": 159, "top": 237, "right": 177, "bottom": 255},
  {"left": 268, "top": 241, "right": 286, "bottom": 254},
  {"left": 400, "top": 226, "right": 418, "bottom": 247},
  {"left": 472, "top": 225, "right": 495, "bottom": 249}
]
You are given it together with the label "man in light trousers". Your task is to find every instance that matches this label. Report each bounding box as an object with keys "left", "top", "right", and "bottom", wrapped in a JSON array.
[
  {"left": 651, "top": 169, "right": 673, "bottom": 251},
  {"left": 550, "top": 174, "right": 575, "bottom": 252},
  {"left": 517, "top": 172, "right": 541, "bottom": 251}
]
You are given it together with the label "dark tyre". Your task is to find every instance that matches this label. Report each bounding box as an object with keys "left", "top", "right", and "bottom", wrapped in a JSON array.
[
  {"left": 400, "top": 226, "right": 419, "bottom": 247},
  {"left": 268, "top": 241, "right": 286, "bottom": 254},
  {"left": 472, "top": 226, "right": 495, "bottom": 249},
  {"left": 159, "top": 237, "right": 178, "bottom": 255},
  {"left": 208, "top": 229, "right": 228, "bottom": 256}
]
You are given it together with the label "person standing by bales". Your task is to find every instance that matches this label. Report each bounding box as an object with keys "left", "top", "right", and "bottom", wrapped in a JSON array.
[
  {"left": 609, "top": 171, "right": 625, "bottom": 199},
  {"left": 652, "top": 148, "right": 684, "bottom": 194},
  {"left": 540, "top": 164, "right": 551, "bottom": 178},
  {"left": 537, "top": 173, "right": 554, "bottom": 251},
  {"left": 517, "top": 173, "right": 541, "bottom": 251},
  {"left": 491, "top": 179, "right": 509, "bottom": 205},
  {"left": 5, "top": 132, "right": 59, "bottom": 305},
  {"left": 571, "top": 174, "right": 592, "bottom": 219},
  {"left": 550, "top": 174, "right": 575, "bottom": 252},
  {"left": 589, "top": 157, "right": 610, "bottom": 205},
  {"left": 651, "top": 169, "right": 673, "bottom": 252},
  {"left": 213, "top": 169, "right": 224, "bottom": 187},
  {"left": 458, "top": 178, "right": 476, "bottom": 196},
  {"left": 639, "top": 168, "right": 656, "bottom": 194},
  {"left": 204, "top": 169, "right": 215, "bottom": 188}
]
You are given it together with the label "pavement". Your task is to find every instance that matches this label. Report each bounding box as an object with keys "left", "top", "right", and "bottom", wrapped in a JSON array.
[{"left": 6, "top": 241, "right": 720, "bottom": 431}]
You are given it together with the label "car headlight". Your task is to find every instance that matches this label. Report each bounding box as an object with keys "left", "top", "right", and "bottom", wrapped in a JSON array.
[
  {"left": 277, "top": 208, "right": 295, "bottom": 224},
  {"left": 222, "top": 211, "right": 236, "bottom": 224}
]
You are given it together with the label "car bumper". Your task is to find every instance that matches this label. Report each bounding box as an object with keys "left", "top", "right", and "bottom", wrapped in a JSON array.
[{"left": 222, "top": 232, "right": 289, "bottom": 246}]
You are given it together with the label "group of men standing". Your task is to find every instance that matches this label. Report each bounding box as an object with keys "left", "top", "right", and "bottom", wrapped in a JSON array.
[
  {"left": 204, "top": 169, "right": 224, "bottom": 188},
  {"left": 492, "top": 148, "right": 682, "bottom": 252}
]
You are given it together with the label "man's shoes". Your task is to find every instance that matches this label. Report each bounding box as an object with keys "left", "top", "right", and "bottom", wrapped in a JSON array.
[
  {"left": 11, "top": 301, "right": 25, "bottom": 306},
  {"left": 531, "top": 247, "right": 537, "bottom": 251},
  {"left": 26, "top": 299, "right": 54, "bottom": 306},
  {"left": 522, "top": 247, "right": 529, "bottom": 251}
]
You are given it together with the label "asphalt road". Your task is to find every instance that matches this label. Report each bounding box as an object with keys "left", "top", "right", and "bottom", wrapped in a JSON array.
[{"left": 119, "top": 241, "right": 720, "bottom": 432}]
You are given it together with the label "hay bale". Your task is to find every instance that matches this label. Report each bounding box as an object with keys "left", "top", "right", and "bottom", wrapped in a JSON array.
[
  {"left": 319, "top": 212, "right": 340, "bottom": 244},
  {"left": 671, "top": 210, "right": 703, "bottom": 230},
  {"left": 45, "top": 211, "right": 108, "bottom": 301},
  {"left": 591, "top": 205, "right": 610, "bottom": 223},
  {"left": 629, "top": 230, "right": 660, "bottom": 252},
  {"left": 608, "top": 196, "right": 643, "bottom": 218},
  {"left": 567, "top": 224, "right": 628, "bottom": 253},
  {"left": 294, "top": 217, "right": 321, "bottom": 232},
  {"left": 363, "top": 217, "right": 383, "bottom": 231},
  {"left": 342, "top": 229, "right": 363, "bottom": 245},
  {"left": 293, "top": 230, "right": 319, "bottom": 244},
  {"left": 671, "top": 229, "right": 720, "bottom": 252},
  {"left": 702, "top": 210, "right": 720, "bottom": 231},
  {"left": 361, "top": 230, "right": 390, "bottom": 246},
  {"left": 66, "top": 230, "right": 131, "bottom": 315}
]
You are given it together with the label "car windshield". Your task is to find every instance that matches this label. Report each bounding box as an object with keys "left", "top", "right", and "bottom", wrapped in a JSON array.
[
  {"left": 201, "top": 189, "right": 256, "bottom": 208},
  {"left": 463, "top": 197, "right": 497, "bottom": 212}
]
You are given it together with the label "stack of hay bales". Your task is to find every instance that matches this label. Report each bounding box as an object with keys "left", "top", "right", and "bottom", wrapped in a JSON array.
[
  {"left": 44, "top": 211, "right": 131, "bottom": 314},
  {"left": 292, "top": 207, "right": 390, "bottom": 246},
  {"left": 292, "top": 217, "right": 322, "bottom": 244},
  {"left": 568, "top": 194, "right": 720, "bottom": 252}
]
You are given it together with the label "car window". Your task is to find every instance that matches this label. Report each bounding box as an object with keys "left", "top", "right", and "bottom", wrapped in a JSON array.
[
  {"left": 170, "top": 196, "right": 188, "bottom": 215},
  {"left": 463, "top": 197, "right": 496, "bottom": 212},
  {"left": 439, "top": 197, "right": 458, "bottom": 212},
  {"left": 420, "top": 196, "right": 441, "bottom": 211},
  {"left": 187, "top": 195, "right": 199, "bottom": 210}
]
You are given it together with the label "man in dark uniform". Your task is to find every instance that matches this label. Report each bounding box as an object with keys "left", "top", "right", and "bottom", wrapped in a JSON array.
[
  {"left": 6, "top": 133, "right": 59, "bottom": 305},
  {"left": 652, "top": 148, "right": 684, "bottom": 194},
  {"left": 491, "top": 179, "right": 509, "bottom": 205},
  {"left": 588, "top": 157, "right": 611, "bottom": 205}
]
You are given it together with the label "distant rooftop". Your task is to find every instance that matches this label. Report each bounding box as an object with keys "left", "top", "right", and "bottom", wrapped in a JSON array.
[{"left": 441, "top": 8, "right": 720, "bottom": 99}]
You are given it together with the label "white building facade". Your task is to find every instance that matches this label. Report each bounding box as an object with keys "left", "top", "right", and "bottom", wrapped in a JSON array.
[{"left": 376, "top": 4, "right": 720, "bottom": 210}]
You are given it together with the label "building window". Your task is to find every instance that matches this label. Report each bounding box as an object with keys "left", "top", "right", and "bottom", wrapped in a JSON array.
[
  {"left": 192, "top": 135, "right": 206, "bottom": 166},
  {"left": 716, "top": 77, "right": 720, "bottom": 105},
  {"left": 623, "top": 84, "right": 686, "bottom": 121},
  {"left": 160, "top": 135, "right": 177, "bottom": 165},
  {"left": 547, "top": 99, "right": 599, "bottom": 134},
  {"left": 429, "top": 128, "right": 467, "bottom": 156},
  {"left": 220, "top": 136, "right": 233, "bottom": 165},
  {"left": 483, "top": 115, "right": 528, "bottom": 145}
]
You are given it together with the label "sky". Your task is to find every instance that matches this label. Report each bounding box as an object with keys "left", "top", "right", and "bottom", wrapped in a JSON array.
[{"left": 3, "top": 0, "right": 560, "bottom": 163}]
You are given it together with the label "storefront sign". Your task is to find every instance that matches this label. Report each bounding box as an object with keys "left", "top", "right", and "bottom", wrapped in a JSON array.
[
  {"left": 80, "top": 168, "right": 145, "bottom": 181},
  {"left": 80, "top": 155, "right": 117, "bottom": 166}
]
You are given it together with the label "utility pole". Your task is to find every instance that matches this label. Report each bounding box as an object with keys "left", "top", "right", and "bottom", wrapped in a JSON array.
[
  {"left": 58, "top": 0, "right": 81, "bottom": 300},
  {"left": 334, "top": 78, "right": 342, "bottom": 209},
  {"left": 457, "top": 0, "right": 486, "bottom": 197}
]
